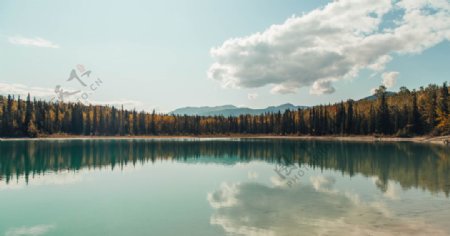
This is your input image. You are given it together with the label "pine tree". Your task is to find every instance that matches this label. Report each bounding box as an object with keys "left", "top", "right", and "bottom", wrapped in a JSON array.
[
  {"left": 85, "top": 108, "right": 92, "bottom": 135},
  {"left": 1, "top": 103, "right": 7, "bottom": 137},
  {"left": 346, "top": 100, "right": 354, "bottom": 134},
  {"left": 409, "top": 91, "right": 422, "bottom": 134},
  {"left": 335, "top": 102, "right": 345, "bottom": 135},
  {"left": 436, "top": 82, "right": 450, "bottom": 134},
  {"left": 93, "top": 107, "right": 98, "bottom": 135},
  {"left": 376, "top": 86, "right": 390, "bottom": 134},
  {"left": 24, "top": 93, "right": 33, "bottom": 136},
  {"left": 132, "top": 110, "right": 138, "bottom": 135},
  {"left": 5, "top": 95, "right": 14, "bottom": 136},
  {"left": 424, "top": 85, "right": 438, "bottom": 132},
  {"left": 150, "top": 109, "right": 156, "bottom": 135},
  {"left": 27, "top": 110, "right": 38, "bottom": 138},
  {"left": 368, "top": 105, "right": 376, "bottom": 134}
]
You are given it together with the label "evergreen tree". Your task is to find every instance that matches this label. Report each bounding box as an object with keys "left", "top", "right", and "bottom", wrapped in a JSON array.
[
  {"left": 1, "top": 102, "right": 7, "bottom": 137},
  {"left": 436, "top": 82, "right": 450, "bottom": 134},
  {"left": 24, "top": 93, "right": 33, "bottom": 136},
  {"left": 346, "top": 100, "right": 354, "bottom": 134},
  {"left": 376, "top": 86, "right": 390, "bottom": 134},
  {"left": 424, "top": 85, "right": 438, "bottom": 132},
  {"left": 409, "top": 91, "right": 422, "bottom": 134}
]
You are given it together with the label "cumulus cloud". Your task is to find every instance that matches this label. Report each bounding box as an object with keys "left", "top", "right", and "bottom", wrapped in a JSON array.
[
  {"left": 382, "top": 71, "right": 399, "bottom": 88},
  {"left": 208, "top": 0, "right": 450, "bottom": 95},
  {"left": 310, "top": 79, "right": 336, "bottom": 95},
  {"left": 270, "top": 83, "right": 298, "bottom": 94},
  {"left": 9, "top": 36, "right": 59, "bottom": 48},
  {"left": 5, "top": 224, "right": 55, "bottom": 236}
]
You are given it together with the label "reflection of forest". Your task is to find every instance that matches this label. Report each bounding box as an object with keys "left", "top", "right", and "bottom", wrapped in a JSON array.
[{"left": 0, "top": 139, "right": 448, "bottom": 196}]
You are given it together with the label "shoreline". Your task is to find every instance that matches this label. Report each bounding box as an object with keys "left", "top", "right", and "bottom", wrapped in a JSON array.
[{"left": 1, "top": 134, "right": 449, "bottom": 145}]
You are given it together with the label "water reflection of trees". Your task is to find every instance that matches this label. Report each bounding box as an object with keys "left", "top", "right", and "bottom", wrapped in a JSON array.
[{"left": 0, "top": 139, "right": 448, "bottom": 196}]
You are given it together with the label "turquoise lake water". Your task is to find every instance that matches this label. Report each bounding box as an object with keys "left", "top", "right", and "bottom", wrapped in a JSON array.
[{"left": 0, "top": 139, "right": 449, "bottom": 236}]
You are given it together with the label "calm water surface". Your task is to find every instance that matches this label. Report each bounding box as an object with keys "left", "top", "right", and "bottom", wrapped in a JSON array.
[{"left": 0, "top": 139, "right": 449, "bottom": 236}]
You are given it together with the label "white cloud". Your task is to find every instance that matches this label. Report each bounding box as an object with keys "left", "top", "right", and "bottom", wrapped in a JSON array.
[
  {"left": 270, "top": 83, "right": 298, "bottom": 94},
  {"left": 208, "top": 0, "right": 450, "bottom": 95},
  {"left": 368, "top": 55, "right": 392, "bottom": 71},
  {"left": 9, "top": 36, "right": 59, "bottom": 48},
  {"left": 370, "top": 87, "right": 378, "bottom": 95},
  {"left": 0, "top": 82, "right": 145, "bottom": 109},
  {"left": 5, "top": 224, "right": 55, "bottom": 236},
  {"left": 382, "top": 71, "right": 399, "bottom": 88},
  {"left": 310, "top": 79, "right": 336, "bottom": 95},
  {"left": 0, "top": 82, "right": 81, "bottom": 103},
  {"left": 247, "top": 93, "right": 258, "bottom": 100},
  {"left": 0, "top": 83, "right": 56, "bottom": 98}
]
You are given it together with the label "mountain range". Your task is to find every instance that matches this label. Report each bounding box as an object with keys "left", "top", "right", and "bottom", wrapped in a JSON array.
[
  {"left": 169, "top": 91, "right": 396, "bottom": 116},
  {"left": 169, "top": 103, "right": 307, "bottom": 116}
]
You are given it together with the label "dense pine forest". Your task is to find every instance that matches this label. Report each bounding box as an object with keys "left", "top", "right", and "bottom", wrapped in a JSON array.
[{"left": 0, "top": 83, "right": 449, "bottom": 138}]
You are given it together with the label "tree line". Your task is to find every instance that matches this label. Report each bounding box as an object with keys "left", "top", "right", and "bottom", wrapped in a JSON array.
[{"left": 0, "top": 83, "right": 449, "bottom": 138}]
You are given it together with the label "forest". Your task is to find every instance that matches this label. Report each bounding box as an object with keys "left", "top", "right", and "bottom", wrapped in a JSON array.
[{"left": 0, "top": 83, "right": 449, "bottom": 138}]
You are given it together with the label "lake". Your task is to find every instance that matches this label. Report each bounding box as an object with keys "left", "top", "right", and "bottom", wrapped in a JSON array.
[{"left": 0, "top": 139, "right": 449, "bottom": 236}]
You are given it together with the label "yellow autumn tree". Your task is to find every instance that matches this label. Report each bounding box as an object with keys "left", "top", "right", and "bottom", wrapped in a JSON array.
[{"left": 436, "top": 82, "right": 450, "bottom": 134}]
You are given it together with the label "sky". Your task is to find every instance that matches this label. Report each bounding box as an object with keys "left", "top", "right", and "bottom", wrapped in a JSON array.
[{"left": 0, "top": 0, "right": 449, "bottom": 112}]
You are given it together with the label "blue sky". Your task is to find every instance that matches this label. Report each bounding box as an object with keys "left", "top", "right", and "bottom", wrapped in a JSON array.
[{"left": 0, "top": 0, "right": 449, "bottom": 112}]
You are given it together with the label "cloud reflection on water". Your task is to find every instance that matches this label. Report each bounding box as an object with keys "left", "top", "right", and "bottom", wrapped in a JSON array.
[
  {"left": 207, "top": 176, "right": 448, "bottom": 236},
  {"left": 5, "top": 224, "right": 55, "bottom": 236}
]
